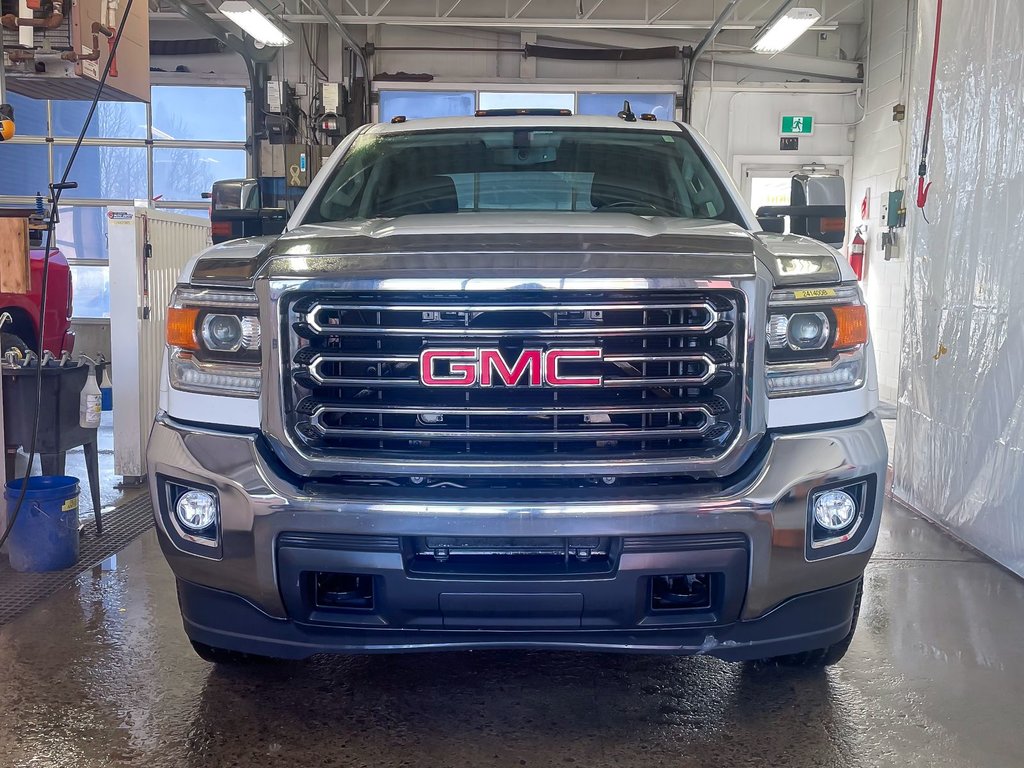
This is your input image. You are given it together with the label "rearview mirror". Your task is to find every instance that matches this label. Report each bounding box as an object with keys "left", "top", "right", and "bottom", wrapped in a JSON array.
[{"left": 209, "top": 178, "right": 287, "bottom": 244}]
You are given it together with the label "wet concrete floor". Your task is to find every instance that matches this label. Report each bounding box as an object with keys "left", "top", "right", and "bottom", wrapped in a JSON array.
[{"left": 1, "top": 498, "right": 1022, "bottom": 768}]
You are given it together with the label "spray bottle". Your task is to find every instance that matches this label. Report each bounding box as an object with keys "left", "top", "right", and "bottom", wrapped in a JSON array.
[
  {"left": 79, "top": 361, "right": 102, "bottom": 429},
  {"left": 99, "top": 361, "right": 113, "bottom": 411}
]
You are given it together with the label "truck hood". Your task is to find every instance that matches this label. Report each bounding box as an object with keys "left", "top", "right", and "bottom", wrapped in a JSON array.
[{"left": 185, "top": 213, "right": 843, "bottom": 288}]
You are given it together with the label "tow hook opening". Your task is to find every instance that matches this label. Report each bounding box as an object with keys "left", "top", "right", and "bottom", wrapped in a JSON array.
[
  {"left": 313, "top": 572, "right": 375, "bottom": 610},
  {"left": 651, "top": 573, "right": 712, "bottom": 611}
]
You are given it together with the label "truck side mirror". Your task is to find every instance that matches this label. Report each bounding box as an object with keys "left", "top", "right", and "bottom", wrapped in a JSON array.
[
  {"left": 755, "top": 174, "right": 847, "bottom": 247},
  {"left": 757, "top": 216, "right": 786, "bottom": 234},
  {"left": 755, "top": 204, "right": 847, "bottom": 247},
  {"left": 209, "top": 178, "right": 287, "bottom": 244}
]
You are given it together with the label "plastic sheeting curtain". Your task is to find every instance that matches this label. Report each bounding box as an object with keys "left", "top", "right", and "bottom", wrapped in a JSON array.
[{"left": 893, "top": 0, "right": 1024, "bottom": 576}]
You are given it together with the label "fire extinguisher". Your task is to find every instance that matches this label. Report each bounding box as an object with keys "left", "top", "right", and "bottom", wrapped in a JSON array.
[{"left": 849, "top": 228, "right": 866, "bottom": 281}]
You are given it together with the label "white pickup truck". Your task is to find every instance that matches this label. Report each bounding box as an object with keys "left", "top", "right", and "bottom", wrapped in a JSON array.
[{"left": 148, "top": 111, "right": 886, "bottom": 667}]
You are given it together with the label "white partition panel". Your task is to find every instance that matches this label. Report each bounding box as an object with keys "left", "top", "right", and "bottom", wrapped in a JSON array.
[
  {"left": 893, "top": 0, "right": 1024, "bottom": 576},
  {"left": 108, "top": 208, "right": 210, "bottom": 480}
]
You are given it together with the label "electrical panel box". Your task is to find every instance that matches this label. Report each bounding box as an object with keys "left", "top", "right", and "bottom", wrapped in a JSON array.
[
  {"left": 266, "top": 80, "right": 294, "bottom": 114},
  {"left": 887, "top": 190, "right": 906, "bottom": 228},
  {"left": 322, "top": 82, "right": 343, "bottom": 114}
]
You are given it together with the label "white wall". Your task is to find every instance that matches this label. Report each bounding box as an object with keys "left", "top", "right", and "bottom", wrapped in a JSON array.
[
  {"left": 71, "top": 321, "right": 111, "bottom": 362},
  {"left": 849, "top": 0, "right": 912, "bottom": 404},
  {"left": 691, "top": 85, "right": 860, "bottom": 178}
]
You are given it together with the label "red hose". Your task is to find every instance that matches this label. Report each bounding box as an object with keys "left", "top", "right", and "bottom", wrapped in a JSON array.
[{"left": 917, "top": 0, "right": 944, "bottom": 209}]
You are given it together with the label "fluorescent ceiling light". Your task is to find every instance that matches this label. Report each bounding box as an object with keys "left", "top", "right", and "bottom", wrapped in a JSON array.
[
  {"left": 752, "top": 7, "right": 821, "bottom": 54},
  {"left": 219, "top": 1, "right": 292, "bottom": 47}
]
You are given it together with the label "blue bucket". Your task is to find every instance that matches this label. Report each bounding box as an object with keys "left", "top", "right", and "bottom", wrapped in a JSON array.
[{"left": 3, "top": 476, "right": 81, "bottom": 573}]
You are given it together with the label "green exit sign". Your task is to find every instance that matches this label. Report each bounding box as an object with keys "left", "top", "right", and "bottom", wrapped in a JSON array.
[{"left": 781, "top": 115, "right": 815, "bottom": 135}]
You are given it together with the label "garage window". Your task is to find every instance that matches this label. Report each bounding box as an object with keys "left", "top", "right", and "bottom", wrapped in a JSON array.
[
  {"left": 68, "top": 265, "right": 111, "bottom": 319},
  {"left": 379, "top": 90, "right": 476, "bottom": 122},
  {"left": 51, "top": 100, "right": 148, "bottom": 139},
  {"left": 478, "top": 92, "right": 574, "bottom": 112},
  {"left": 0, "top": 85, "right": 247, "bottom": 319},
  {"left": 578, "top": 92, "right": 675, "bottom": 120},
  {"left": 153, "top": 147, "right": 248, "bottom": 202}
]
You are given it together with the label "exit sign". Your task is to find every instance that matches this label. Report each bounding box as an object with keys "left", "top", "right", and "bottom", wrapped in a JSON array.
[{"left": 781, "top": 115, "right": 815, "bottom": 135}]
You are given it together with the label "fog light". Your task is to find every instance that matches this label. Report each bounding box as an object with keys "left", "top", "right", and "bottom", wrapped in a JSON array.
[
  {"left": 813, "top": 489, "right": 856, "bottom": 531},
  {"left": 175, "top": 490, "right": 218, "bottom": 531}
]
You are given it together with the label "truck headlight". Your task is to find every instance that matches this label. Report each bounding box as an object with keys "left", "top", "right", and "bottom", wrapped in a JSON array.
[
  {"left": 166, "top": 288, "right": 261, "bottom": 398},
  {"left": 765, "top": 284, "right": 868, "bottom": 397}
]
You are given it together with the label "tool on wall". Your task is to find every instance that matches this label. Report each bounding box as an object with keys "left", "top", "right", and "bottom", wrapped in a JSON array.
[{"left": 916, "top": 0, "right": 944, "bottom": 216}]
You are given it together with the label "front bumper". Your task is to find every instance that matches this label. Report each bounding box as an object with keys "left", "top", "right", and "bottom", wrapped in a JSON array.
[{"left": 148, "top": 413, "right": 887, "bottom": 659}]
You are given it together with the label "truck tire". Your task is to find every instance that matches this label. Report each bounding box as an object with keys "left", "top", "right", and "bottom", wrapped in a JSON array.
[
  {"left": 189, "top": 639, "right": 272, "bottom": 665},
  {"left": 763, "top": 578, "right": 863, "bottom": 668},
  {"left": 1, "top": 332, "right": 30, "bottom": 355}
]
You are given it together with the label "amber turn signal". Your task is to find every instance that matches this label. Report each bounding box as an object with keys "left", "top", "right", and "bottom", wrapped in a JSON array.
[
  {"left": 167, "top": 307, "right": 200, "bottom": 350},
  {"left": 833, "top": 305, "right": 869, "bottom": 349}
]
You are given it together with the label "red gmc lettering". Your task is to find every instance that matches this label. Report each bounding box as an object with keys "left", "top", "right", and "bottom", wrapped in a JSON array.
[
  {"left": 545, "top": 348, "right": 604, "bottom": 387},
  {"left": 480, "top": 349, "right": 542, "bottom": 386},
  {"left": 420, "top": 348, "right": 603, "bottom": 388},
  {"left": 420, "top": 349, "right": 477, "bottom": 386}
]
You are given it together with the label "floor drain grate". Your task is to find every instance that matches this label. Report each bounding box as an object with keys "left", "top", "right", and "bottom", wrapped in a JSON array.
[{"left": 0, "top": 493, "right": 154, "bottom": 627}]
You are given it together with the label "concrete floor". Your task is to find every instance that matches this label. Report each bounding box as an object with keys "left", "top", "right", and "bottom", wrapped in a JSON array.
[{"left": 1, "top": 496, "right": 1022, "bottom": 768}]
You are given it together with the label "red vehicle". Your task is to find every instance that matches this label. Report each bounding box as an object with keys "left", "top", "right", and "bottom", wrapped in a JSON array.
[{"left": 0, "top": 249, "right": 75, "bottom": 355}]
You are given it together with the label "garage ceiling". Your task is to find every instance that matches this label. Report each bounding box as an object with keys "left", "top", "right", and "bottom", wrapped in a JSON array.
[{"left": 150, "top": 0, "right": 867, "bottom": 32}]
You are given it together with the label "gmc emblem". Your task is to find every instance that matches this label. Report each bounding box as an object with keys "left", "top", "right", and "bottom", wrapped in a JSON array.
[{"left": 420, "top": 348, "right": 603, "bottom": 388}]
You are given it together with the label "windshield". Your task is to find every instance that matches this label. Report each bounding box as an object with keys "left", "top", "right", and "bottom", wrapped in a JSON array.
[{"left": 305, "top": 127, "right": 744, "bottom": 225}]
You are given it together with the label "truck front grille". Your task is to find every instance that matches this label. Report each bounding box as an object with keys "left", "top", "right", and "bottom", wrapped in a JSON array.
[{"left": 280, "top": 291, "right": 745, "bottom": 466}]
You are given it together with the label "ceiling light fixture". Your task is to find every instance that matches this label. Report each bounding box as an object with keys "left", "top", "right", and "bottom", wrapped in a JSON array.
[
  {"left": 752, "top": 7, "right": 821, "bottom": 54},
  {"left": 219, "top": 1, "right": 293, "bottom": 47}
]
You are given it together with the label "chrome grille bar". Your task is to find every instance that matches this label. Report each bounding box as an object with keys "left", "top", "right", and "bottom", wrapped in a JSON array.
[
  {"left": 303, "top": 351, "right": 725, "bottom": 388},
  {"left": 308, "top": 424, "right": 715, "bottom": 441},
  {"left": 298, "top": 324, "right": 726, "bottom": 338},
  {"left": 305, "top": 401, "right": 722, "bottom": 417},
  {"left": 281, "top": 289, "right": 745, "bottom": 464}
]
